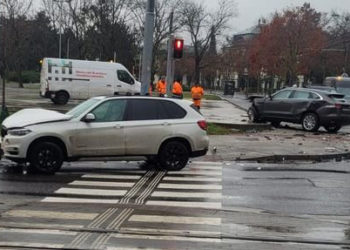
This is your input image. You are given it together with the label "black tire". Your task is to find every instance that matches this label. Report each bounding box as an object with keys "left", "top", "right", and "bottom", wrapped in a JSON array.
[
  {"left": 53, "top": 91, "right": 69, "bottom": 105},
  {"left": 271, "top": 121, "right": 281, "bottom": 128},
  {"left": 301, "top": 113, "right": 320, "bottom": 132},
  {"left": 158, "top": 141, "right": 189, "bottom": 171},
  {"left": 324, "top": 124, "right": 341, "bottom": 133},
  {"left": 247, "top": 107, "right": 259, "bottom": 123},
  {"left": 28, "top": 142, "right": 63, "bottom": 174}
]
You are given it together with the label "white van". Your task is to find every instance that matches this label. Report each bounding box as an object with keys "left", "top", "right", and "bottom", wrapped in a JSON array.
[{"left": 40, "top": 58, "right": 141, "bottom": 104}]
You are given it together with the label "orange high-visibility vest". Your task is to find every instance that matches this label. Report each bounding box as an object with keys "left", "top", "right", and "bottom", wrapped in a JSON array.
[
  {"left": 156, "top": 80, "right": 167, "bottom": 95},
  {"left": 191, "top": 85, "right": 204, "bottom": 107},
  {"left": 172, "top": 81, "right": 183, "bottom": 95}
]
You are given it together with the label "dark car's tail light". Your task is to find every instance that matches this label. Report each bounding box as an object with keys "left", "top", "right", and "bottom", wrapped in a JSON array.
[
  {"left": 197, "top": 120, "right": 208, "bottom": 131},
  {"left": 335, "top": 103, "right": 343, "bottom": 110}
]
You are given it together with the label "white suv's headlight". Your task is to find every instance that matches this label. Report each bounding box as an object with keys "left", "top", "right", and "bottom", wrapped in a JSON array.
[{"left": 8, "top": 129, "right": 32, "bottom": 136}]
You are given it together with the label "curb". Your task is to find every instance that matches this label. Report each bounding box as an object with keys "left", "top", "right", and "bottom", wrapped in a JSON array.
[
  {"left": 211, "top": 122, "right": 271, "bottom": 132},
  {"left": 236, "top": 152, "right": 350, "bottom": 163}
]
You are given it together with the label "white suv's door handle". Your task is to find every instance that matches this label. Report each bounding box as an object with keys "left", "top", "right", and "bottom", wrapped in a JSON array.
[
  {"left": 106, "top": 84, "right": 112, "bottom": 87},
  {"left": 162, "top": 122, "right": 170, "bottom": 126},
  {"left": 114, "top": 124, "right": 123, "bottom": 129}
]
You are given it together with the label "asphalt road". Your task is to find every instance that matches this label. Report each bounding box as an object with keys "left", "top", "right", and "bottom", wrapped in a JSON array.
[{"left": 0, "top": 160, "right": 349, "bottom": 249}]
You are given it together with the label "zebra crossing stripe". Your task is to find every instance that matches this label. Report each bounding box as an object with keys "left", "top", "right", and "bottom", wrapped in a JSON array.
[
  {"left": 42, "top": 197, "right": 119, "bottom": 204},
  {"left": 55, "top": 188, "right": 127, "bottom": 196},
  {"left": 3, "top": 210, "right": 98, "bottom": 220},
  {"left": 190, "top": 161, "right": 223, "bottom": 166},
  {"left": 82, "top": 174, "right": 142, "bottom": 180},
  {"left": 146, "top": 200, "right": 222, "bottom": 209},
  {"left": 0, "top": 227, "right": 77, "bottom": 236},
  {"left": 157, "top": 183, "right": 222, "bottom": 190},
  {"left": 111, "top": 233, "right": 222, "bottom": 243},
  {"left": 167, "top": 171, "right": 222, "bottom": 176},
  {"left": 69, "top": 180, "right": 135, "bottom": 188},
  {"left": 163, "top": 176, "right": 222, "bottom": 182},
  {"left": 0, "top": 242, "right": 65, "bottom": 248},
  {"left": 122, "top": 228, "right": 221, "bottom": 238},
  {"left": 151, "top": 191, "right": 222, "bottom": 199},
  {"left": 128, "top": 215, "right": 221, "bottom": 225}
]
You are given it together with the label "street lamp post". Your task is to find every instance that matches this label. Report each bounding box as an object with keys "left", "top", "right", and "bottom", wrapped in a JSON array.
[
  {"left": 53, "top": 0, "right": 70, "bottom": 58},
  {"left": 0, "top": 11, "right": 8, "bottom": 122}
]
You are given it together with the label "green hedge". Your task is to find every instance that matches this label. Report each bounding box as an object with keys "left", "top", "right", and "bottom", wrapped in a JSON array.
[{"left": 7, "top": 71, "right": 40, "bottom": 83}]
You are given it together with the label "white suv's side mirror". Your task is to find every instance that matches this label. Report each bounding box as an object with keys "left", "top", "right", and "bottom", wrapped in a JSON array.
[{"left": 84, "top": 113, "right": 96, "bottom": 122}]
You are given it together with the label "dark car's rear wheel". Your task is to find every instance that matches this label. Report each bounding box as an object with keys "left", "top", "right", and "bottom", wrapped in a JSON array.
[
  {"left": 247, "top": 107, "right": 259, "bottom": 123},
  {"left": 159, "top": 141, "right": 189, "bottom": 171},
  {"left": 302, "top": 113, "right": 320, "bottom": 132},
  {"left": 324, "top": 124, "right": 341, "bottom": 133},
  {"left": 28, "top": 142, "right": 63, "bottom": 174}
]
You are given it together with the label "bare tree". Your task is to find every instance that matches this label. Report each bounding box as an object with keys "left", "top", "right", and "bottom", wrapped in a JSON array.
[
  {"left": 0, "top": 0, "right": 33, "bottom": 87},
  {"left": 180, "top": 0, "right": 237, "bottom": 85}
]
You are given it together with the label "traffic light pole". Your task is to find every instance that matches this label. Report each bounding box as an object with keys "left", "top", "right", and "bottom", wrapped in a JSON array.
[
  {"left": 140, "top": 0, "right": 155, "bottom": 96},
  {"left": 166, "top": 12, "right": 174, "bottom": 97}
]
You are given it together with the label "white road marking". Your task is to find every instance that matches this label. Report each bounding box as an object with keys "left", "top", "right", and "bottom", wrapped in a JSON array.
[
  {"left": 188, "top": 166, "right": 223, "bottom": 170},
  {"left": 151, "top": 191, "right": 222, "bottom": 199},
  {"left": 42, "top": 197, "right": 119, "bottom": 204},
  {"left": 82, "top": 174, "right": 142, "bottom": 180},
  {"left": 0, "top": 227, "right": 77, "bottom": 236},
  {"left": 0, "top": 222, "right": 84, "bottom": 229},
  {"left": 111, "top": 233, "right": 222, "bottom": 243},
  {"left": 55, "top": 188, "right": 127, "bottom": 196},
  {"left": 0, "top": 242, "right": 65, "bottom": 248},
  {"left": 3, "top": 210, "right": 98, "bottom": 220},
  {"left": 146, "top": 200, "right": 222, "bottom": 209},
  {"left": 129, "top": 215, "right": 221, "bottom": 225},
  {"left": 190, "top": 161, "right": 223, "bottom": 166},
  {"left": 157, "top": 183, "right": 222, "bottom": 190},
  {"left": 123, "top": 228, "right": 221, "bottom": 237},
  {"left": 163, "top": 176, "right": 222, "bottom": 182},
  {"left": 70, "top": 180, "right": 135, "bottom": 188},
  {"left": 167, "top": 171, "right": 222, "bottom": 176}
]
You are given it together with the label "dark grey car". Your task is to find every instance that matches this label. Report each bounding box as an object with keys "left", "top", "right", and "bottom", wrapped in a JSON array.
[{"left": 248, "top": 88, "right": 350, "bottom": 133}]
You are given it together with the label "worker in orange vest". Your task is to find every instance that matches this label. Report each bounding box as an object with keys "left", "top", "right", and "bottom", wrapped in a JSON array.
[
  {"left": 156, "top": 76, "right": 167, "bottom": 97},
  {"left": 191, "top": 83, "right": 204, "bottom": 109},
  {"left": 172, "top": 78, "right": 183, "bottom": 99}
]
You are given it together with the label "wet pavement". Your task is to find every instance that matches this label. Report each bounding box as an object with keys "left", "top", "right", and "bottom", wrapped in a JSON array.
[{"left": 0, "top": 160, "right": 349, "bottom": 249}]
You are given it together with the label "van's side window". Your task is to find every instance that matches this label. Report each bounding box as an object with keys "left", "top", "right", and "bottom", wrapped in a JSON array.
[
  {"left": 117, "top": 70, "right": 134, "bottom": 85},
  {"left": 48, "top": 64, "right": 52, "bottom": 73}
]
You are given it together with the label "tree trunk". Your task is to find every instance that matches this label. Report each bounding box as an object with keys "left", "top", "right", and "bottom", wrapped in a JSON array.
[
  {"left": 18, "top": 69, "right": 23, "bottom": 88},
  {"left": 194, "top": 58, "right": 200, "bottom": 85}
]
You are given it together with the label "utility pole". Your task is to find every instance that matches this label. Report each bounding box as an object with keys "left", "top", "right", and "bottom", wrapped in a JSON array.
[
  {"left": 140, "top": 0, "right": 155, "bottom": 95},
  {"left": 166, "top": 12, "right": 174, "bottom": 97}
]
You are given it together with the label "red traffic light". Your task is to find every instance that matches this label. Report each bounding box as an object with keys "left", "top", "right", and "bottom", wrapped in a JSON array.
[{"left": 173, "top": 38, "right": 184, "bottom": 59}]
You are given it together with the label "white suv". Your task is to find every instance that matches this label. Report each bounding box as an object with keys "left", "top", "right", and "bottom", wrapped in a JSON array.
[{"left": 1, "top": 97, "right": 209, "bottom": 174}]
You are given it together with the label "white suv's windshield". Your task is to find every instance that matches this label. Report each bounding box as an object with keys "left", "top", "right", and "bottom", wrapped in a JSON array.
[{"left": 66, "top": 98, "right": 101, "bottom": 118}]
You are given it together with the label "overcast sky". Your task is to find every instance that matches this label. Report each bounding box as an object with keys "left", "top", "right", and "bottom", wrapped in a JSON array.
[{"left": 198, "top": 0, "right": 350, "bottom": 33}]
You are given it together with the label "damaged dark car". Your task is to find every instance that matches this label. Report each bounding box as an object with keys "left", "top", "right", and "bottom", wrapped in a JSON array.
[{"left": 247, "top": 88, "right": 350, "bottom": 133}]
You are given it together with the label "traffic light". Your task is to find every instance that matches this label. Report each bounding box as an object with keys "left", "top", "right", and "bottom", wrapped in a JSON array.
[{"left": 173, "top": 38, "right": 184, "bottom": 59}]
